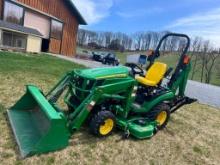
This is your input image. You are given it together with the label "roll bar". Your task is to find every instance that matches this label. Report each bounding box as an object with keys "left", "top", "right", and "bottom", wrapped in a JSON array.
[
  {"left": 149, "top": 33, "right": 190, "bottom": 63},
  {"left": 145, "top": 33, "right": 191, "bottom": 89},
  {"left": 153, "top": 33, "right": 191, "bottom": 88},
  {"left": 156, "top": 33, "right": 190, "bottom": 55}
]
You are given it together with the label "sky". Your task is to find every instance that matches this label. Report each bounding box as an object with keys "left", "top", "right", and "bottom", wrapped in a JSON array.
[{"left": 72, "top": 0, "right": 220, "bottom": 46}]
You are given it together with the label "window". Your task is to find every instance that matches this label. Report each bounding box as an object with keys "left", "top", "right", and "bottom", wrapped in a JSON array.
[
  {"left": 2, "top": 31, "right": 27, "bottom": 49},
  {"left": 51, "top": 20, "right": 63, "bottom": 40},
  {"left": 109, "top": 54, "right": 115, "bottom": 58},
  {"left": 3, "top": 1, "right": 24, "bottom": 25}
]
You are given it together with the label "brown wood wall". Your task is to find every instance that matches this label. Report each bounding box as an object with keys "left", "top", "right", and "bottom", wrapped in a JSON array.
[
  {"left": 0, "top": 0, "right": 3, "bottom": 19},
  {"left": 16, "top": 0, "right": 79, "bottom": 56},
  {"left": 49, "top": 38, "right": 61, "bottom": 54}
]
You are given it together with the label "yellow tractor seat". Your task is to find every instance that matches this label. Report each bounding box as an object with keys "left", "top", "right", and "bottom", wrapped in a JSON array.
[{"left": 136, "top": 62, "right": 168, "bottom": 87}]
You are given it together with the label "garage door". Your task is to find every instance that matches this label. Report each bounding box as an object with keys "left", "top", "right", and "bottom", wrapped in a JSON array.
[{"left": 24, "top": 10, "right": 50, "bottom": 39}]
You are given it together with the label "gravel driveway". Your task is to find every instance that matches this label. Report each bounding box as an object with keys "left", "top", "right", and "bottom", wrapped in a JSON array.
[
  {"left": 185, "top": 80, "right": 220, "bottom": 108},
  {"left": 51, "top": 54, "right": 107, "bottom": 68},
  {"left": 52, "top": 54, "right": 220, "bottom": 108}
]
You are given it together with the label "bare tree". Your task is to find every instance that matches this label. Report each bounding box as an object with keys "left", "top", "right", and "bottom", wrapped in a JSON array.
[
  {"left": 77, "top": 29, "right": 87, "bottom": 46},
  {"left": 199, "top": 40, "right": 210, "bottom": 82},
  {"left": 104, "top": 32, "right": 113, "bottom": 47},
  {"left": 151, "top": 32, "right": 160, "bottom": 49},
  {"left": 167, "top": 36, "right": 178, "bottom": 52},
  {"left": 204, "top": 49, "right": 220, "bottom": 83},
  {"left": 143, "top": 32, "right": 151, "bottom": 50},
  {"left": 157, "top": 31, "right": 170, "bottom": 55},
  {"left": 133, "top": 32, "right": 144, "bottom": 50},
  {"left": 190, "top": 37, "right": 202, "bottom": 80}
]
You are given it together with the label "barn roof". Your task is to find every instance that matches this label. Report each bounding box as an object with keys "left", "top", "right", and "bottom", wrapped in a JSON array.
[{"left": 66, "top": 0, "right": 87, "bottom": 25}]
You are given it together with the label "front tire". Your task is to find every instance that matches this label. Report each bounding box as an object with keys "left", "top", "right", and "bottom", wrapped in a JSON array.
[
  {"left": 89, "top": 111, "right": 116, "bottom": 137},
  {"left": 146, "top": 103, "right": 170, "bottom": 130}
]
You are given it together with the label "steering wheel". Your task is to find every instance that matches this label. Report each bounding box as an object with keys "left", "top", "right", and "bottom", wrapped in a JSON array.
[{"left": 125, "top": 63, "right": 144, "bottom": 77}]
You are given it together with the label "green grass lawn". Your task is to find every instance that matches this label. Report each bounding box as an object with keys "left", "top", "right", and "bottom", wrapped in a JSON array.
[
  {"left": 0, "top": 52, "right": 220, "bottom": 165},
  {"left": 156, "top": 54, "right": 220, "bottom": 86}
]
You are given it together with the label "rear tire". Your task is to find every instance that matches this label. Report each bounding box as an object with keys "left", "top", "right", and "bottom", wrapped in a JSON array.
[
  {"left": 102, "top": 60, "right": 106, "bottom": 64},
  {"left": 89, "top": 111, "right": 116, "bottom": 137},
  {"left": 146, "top": 103, "right": 170, "bottom": 130}
]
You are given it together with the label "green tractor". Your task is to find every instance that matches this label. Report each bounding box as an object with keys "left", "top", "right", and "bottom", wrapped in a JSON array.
[{"left": 7, "top": 33, "right": 195, "bottom": 158}]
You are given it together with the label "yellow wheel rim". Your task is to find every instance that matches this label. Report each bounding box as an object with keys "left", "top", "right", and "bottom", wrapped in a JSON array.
[
  {"left": 156, "top": 111, "right": 167, "bottom": 126},
  {"left": 99, "top": 119, "right": 114, "bottom": 135}
]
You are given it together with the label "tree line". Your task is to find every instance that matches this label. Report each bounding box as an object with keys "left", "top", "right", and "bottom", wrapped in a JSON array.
[
  {"left": 77, "top": 29, "right": 220, "bottom": 85},
  {"left": 190, "top": 38, "right": 220, "bottom": 84},
  {"left": 77, "top": 29, "right": 192, "bottom": 51}
]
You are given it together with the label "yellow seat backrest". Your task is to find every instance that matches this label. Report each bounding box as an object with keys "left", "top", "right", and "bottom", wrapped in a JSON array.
[{"left": 145, "top": 62, "right": 167, "bottom": 84}]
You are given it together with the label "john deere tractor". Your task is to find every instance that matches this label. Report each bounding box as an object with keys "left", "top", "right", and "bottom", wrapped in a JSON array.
[{"left": 7, "top": 33, "right": 194, "bottom": 157}]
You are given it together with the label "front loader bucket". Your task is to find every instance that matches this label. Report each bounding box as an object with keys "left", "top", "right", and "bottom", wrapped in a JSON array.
[{"left": 7, "top": 85, "right": 70, "bottom": 158}]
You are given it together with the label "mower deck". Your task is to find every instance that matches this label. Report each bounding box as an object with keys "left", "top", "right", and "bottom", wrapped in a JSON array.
[{"left": 116, "top": 117, "right": 157, "bottom": 139}]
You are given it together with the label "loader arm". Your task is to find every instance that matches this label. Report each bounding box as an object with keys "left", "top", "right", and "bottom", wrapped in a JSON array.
[
  {"left": 68, "top": 79, "right": 136, "bottom": 132},
  {"left": 46, "top": 73, "right": 73, "bottom": 103}
]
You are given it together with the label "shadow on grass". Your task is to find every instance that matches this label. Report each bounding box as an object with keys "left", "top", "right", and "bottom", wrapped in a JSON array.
[{"left": 69, "top": 126, "right": 156, "bottom": 148}]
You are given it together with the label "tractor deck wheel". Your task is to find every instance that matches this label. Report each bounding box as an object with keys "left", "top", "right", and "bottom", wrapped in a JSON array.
[
  {"left": 89, "top": 111, "right": 116, "bottom": 137},
  {"left": 147, "top": 103, "right": 170, "bottom": 130}
]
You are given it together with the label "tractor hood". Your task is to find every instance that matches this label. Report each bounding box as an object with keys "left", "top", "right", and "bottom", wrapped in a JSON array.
[{"left": 75, "top": 66, "right": 129, "bottom": 79}]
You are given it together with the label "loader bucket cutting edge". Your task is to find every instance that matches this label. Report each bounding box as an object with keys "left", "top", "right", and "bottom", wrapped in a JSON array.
[{"left": 7, "top": 85, "right": 70, "bottom": 158}]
